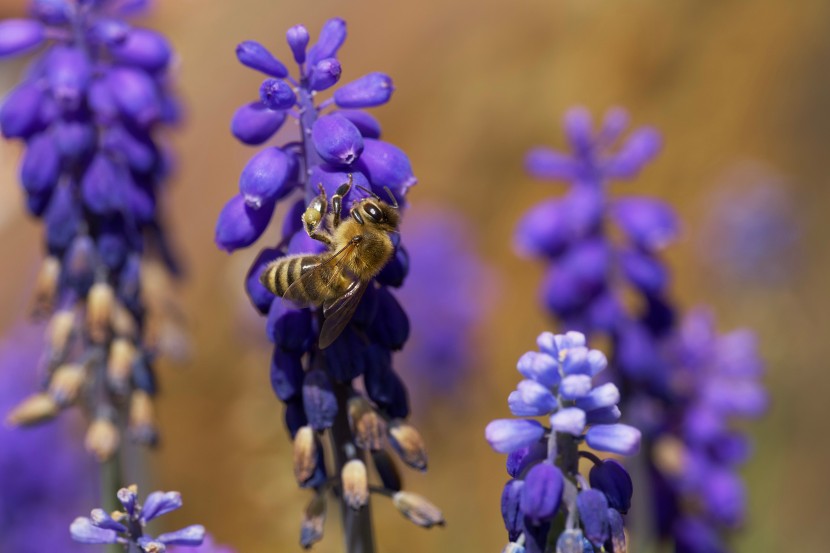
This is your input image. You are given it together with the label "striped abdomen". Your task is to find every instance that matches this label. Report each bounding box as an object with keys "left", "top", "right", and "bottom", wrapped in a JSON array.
[{"left": 260, "top": 254, "right": 349, "bottom": 305}]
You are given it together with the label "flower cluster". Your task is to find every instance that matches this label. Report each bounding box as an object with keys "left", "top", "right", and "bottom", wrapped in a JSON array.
[
  {"left": 0, "top": 0, "right": 181, "bottom": 460},
  {"left": 70, "top": 485, "right": 204, "bottom": 551},
  {"left": 518, "top": 108, "right": 767, "bottom": 551},
  {"left": 486, "top": 332, "right": 640, "bottom": 553},
  {"left": 214, "top": 19, "right": 441, "bottom": 548}
]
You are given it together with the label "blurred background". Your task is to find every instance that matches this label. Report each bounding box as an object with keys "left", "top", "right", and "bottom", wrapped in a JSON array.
[{"left": 1, "top": 0, "right": 829, "bottom": 551}]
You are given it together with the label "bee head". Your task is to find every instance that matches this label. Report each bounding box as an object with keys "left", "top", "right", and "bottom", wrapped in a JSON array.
[{"left": 351, "top": 185, "right": 401, "bottom": 230}]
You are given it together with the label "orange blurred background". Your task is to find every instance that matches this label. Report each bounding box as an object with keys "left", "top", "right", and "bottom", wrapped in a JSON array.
[{"left": 1, "top": 0, "right": 829, "bottom": 551}]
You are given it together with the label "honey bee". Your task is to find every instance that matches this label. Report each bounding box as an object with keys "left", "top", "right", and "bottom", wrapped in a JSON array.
[{"left": 260, "top": 175, "right": 400, "bottom": 349}]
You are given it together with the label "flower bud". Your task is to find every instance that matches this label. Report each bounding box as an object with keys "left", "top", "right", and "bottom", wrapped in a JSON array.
[
  {"left": 109, "top": 28, "right": 171, "bottom": 72},
  {"left": 47, "top": 45, "right": 92, "bottom": 111},
  {"left": 239, "top": 147, "right": 293, "bottom": 208},
  {"left": 33, "top": 256, "right": 61, "bottom": 315},
  {"left": 520, "top": 463, "right": 564, "bottom": 523},
  {"left": 367, "top": 287, "right": 409, "bottom": 350},
  {"left": 608, "top": 508, "right": 626, "bottom": 552},
  {"left": 111, "top": 301, "right": 138, "bottom": 339},
  {"left": 577, "top": 489, "right": 610, "bottom": 546},
  {"left": 584, "top": 424, "right": 641, "bottom": 456},
  {"left": 293, "top": 426, "right": 318, "bottom": 484},
  {"left": 286, "top": 25, "right": 309, "bottom": 64},
  {"left": 576, "top": 382, "right": 621, "bottom": 411},
  {"left": 0, "top": 81, "right": 46, "bottom": 139},
  {"left": 549, "top": 407, "right": 586, "bottom": 436},
  {"left": 90, "top": 509, "right": 127, "bottom": 533},
  {"left": 501, "top": 479, "right": 524, "bottom": 540},
  {"left": 334, "top": 72, "right": 394, "bottom": 108},
  {"left": 47, "top": 309, "right": 75, "bottom": 358},
  {"left": 302, "top": 369, "right": 337, "bottom": 430},
  {"left": 20, "top": 131, "right": 60, "bottom": 195},
  {"left": 336, "top": 109, "right": 381, "bottom": 139},
  {"left": 341, "top": 459, "right": 369, "bottom": 509},
  {"left": 555, "top": 529, "right": 585, "bottom": 553},
  {"left": 129, "top": 390, "right": 157, "bottom": 445},
  {"left": 388, "top": 420, "right": 427, "bottom": 471},
  {"left": 237, "top": 41, "right": 287, "bottom": 78},
  {"left": 485, "top": 418, "right": 545, "bottom": 454},
  {"left": 611, "top": 197, "right": 678, "bottom": 251},
  {"left": 259, "top": 78, "right": 296, "bottom": 110},
  {"left": 308, "top": 58, "right": 341, "bottom": 91},
  {"left": 107, "top": 338, "right": 136, "bottom": 394},
  {"left": 85, "top": 418, "right": 120, "bottom": 461},
  {"left": 231, "top": 101, "right": 286, "bottom": 145},
  {"left": 348, "top": 397, "right": 386, "bottom": 450},
  {"left": 214, "top": 193, "right": 276, "bottom": 252},
  {"left": 0, "top": 19, "right": 45, "bottom": 58},
  {"left": 589, "top": 459, "right": 634, "bottom": 513},
  {"left": 300, "top": 493, "right": 326, "bottom": 548},
  {"left": 370, "top": 450, "right": 402, "bottom": 492},
  {"left": 49, "top": 363, "right": 85, "bottom": 406},
  {"left": 270, "top": 348, "right": 304, "bottom": 402},
  {"left": 81, "top": 153, "right": 126, "bottom": 215},
  {"left": 87, "top": 282, "right": 115, "bottom": 343},
  {"left": 6, "top": 393, "right": 59, "bottom": 426},
  {"left": 392, "top": 491, "right": 444, "bottom": 528},
  {"left": 307, "top": 18, "right": 347, "bottom": 67},
  {"left": 69, "top": 517, "right": 119, "bottom": 545},
  {"left": 266, "top": 300, "right": 313, "bottom": 351},
  {"left": 107, "top": 67, "right": 161, "bottom": 128},
  {"left": 354, "top": 138, "right": 416, "bottom": 194},
  {"left": 311, "top": 114, "right": 363, "bottom": 166}
]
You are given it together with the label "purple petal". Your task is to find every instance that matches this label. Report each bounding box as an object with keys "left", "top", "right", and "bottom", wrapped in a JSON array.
[
  {"left": 308, "top": 57, "right": 342, "bottom": 91},
  {"left": 117, "top": 486, "right": 137, "bottom": 515},
  {"left": 605, "top": 127, "right": 662, "bottom": 178},
  {"left": 576, "top": 489, "right": 610, "bottom": 546},
  {"left": 0, "top": 19, "right": 45, "bottom": 58},
  {"left": 90, "top": 509, "right": 127, "bottom": 532},
  {"left": 506, "top": 440, "right": 547, "bottom": 478},
  {"left": 485, "top": 419, "right": 545, "bottom": 454},
  {"left": 516, "top": 351, "right": 560, "bottom": 388},
  {"left": 514, "top": 199, "right": 570, "bottom": 258},
  {"left": 334, "top": 72, "right": 394, "bottom": 108},
  {"left": 354, "top": 138, "right": 416, "bottom": 196},
  {"left": 259, "top": 78, "right": 296, "bottom": 110},
  {"left": 612, "top": 196, "right": 679, "bottom": 250},
  {"left": 549, "top": 407, "right": 585, "bottom": 435},
  {"left": 246, "top": 248, "right": 282, "bottom": 314},
  {"left": 585, "top": 424, "right": 641, "bottom": 456},
  {"left": 69, "top": 517, "right": 120, "bottom": 544},
  {"left": 47, "top": 45, "right": 92, "bottom": 111},
  {"left": 231, "top": 101, "right": 286, "bottom": 145},
  {"left": 559, "top": 375, "right": 593, "bottom": 399},
  {"left": 337, "top": 109, "right": 381, "bottom": 139},
  {"left": 307, "top": 18, "right": 347, "bottom": 67},
  {"left": 508, "top": 380, "right": 557, "bottom": 417},
  {"left": 20, "top": 131, "right": 60, "bottom": 195},
  {"left": 525, "top": 147, "right": 578, "bottom": 181},
  {"left": 107, "top": 67, "right": 161, "bottom": 127},
  {"left": 585, "top": 405, "right": 621, "bottom": 425},
  {"left": 109, "top": 28, "right": 171, "bottom": 72},
  {"left": 520, "top": 463, "right": 564, "bottom": 523},
  {"left": 303, "top": 369, "right": 338, "bottom": 430},
  {"left": 589, "top": 459, "right": 633, "bottom": 513},
  {"left": 575, "top": 382, "right": 620, "bottom": 411},
  {"left": 45, "top": 183, "right": 80, "bottom": 253},
  {"left": 239, "top": 147, "right": 293, "bottom": 208},
  {"left": 501, "top": 480, "right": 525, "bottom": 540},
  {"left": 157, "top": 524, "right": 206, "bottom": 546},
  {"left": 312, "top": 114, "right": 363, "bottom": 166},
  {"left": 269, "top": 347, "right": 304, "bottom": 401},
  {"left": 563, "top": 106, "right": 594, "bottom": 154},
  {"left": 620, "top": 249, "right": 668, "bottom": 294},
  {"left": 214, "top": 193, "right": 276, "bottom": 252},
  {"left": 286, "top": 24, "right": 309, "bottom": 64},
  {"left": 237, "top": 40, "right": 287, "bottom": 78},
  {"left": 54, "top": 118, "right": 97, "bottom": 163},
  {"left": 0, "top": 80, "right": 46, "bottom": 139},
  {"left": 266, "top": 299, "right": 313, "bottom": 352},
  {"left": 81, "top": 153, "right": 127, "bottom": 215},
  {"left": 140, "top": 490, "right": 182, "bottom": 522}
]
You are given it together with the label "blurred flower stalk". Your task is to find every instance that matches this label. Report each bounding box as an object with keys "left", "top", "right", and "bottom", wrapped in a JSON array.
[
  {"left": 0, "top": 0, "right": 184, "bottom": 537},
  {"left": 215, "top": 18, "right": 441, "bottom": 553},
  {"left": 514, "top": 107, "right": 768, "bottom": 552}
]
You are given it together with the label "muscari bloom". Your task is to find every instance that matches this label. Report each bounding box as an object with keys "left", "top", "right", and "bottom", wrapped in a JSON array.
[
  {"left": 518, "top": 108, "right": 767, "bottom": 552},
  {"left": 70, "top": 485, "right": 205, "bottom": 551},
  {"left": 214, "top": 19, "right": 441, "bottom": 548},
  {"left": 486, "top": 332, "right": 640, "bottom": 553},
  {"left": 0, "top": 0, "right": 182, "bottom": 460},
  {"left": 0, "top": 324, "right": 95, "bottom": 553}
]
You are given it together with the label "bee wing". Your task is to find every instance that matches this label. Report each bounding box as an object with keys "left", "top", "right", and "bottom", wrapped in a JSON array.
[
  {"left": 280, "top": 241, "right": 359, "bottom": 308},
  {"left": 318, "top": 280, "right": 369, "bottom": 349}
]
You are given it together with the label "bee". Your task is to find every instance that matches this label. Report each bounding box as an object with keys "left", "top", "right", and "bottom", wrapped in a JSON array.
[{"left": 260, "top": 174, "right": 400, "bottom": 349}]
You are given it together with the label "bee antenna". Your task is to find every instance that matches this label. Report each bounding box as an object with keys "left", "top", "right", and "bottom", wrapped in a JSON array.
[
  {"left": 355, "top": 184, "right": 382, "bottom": 201},
  {"left": 383, "top": 186, "right": 399, "bottom": 208}
]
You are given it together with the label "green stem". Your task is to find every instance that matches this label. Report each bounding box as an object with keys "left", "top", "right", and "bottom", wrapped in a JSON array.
[{"left": 100, "top": 449, "right": 124, "bottom": 553}]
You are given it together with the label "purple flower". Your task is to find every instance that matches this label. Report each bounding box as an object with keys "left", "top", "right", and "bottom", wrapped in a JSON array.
[
  {"left": 71, "top": 486, "right": 205, "bottom": 549},
  {"left": 0, "top": 0, "right": 182, "bottom": 460},
  {"left": 487, "top": 332, "right": 638, "bottom": 550},
  {"left": 214, "top": 19, "right": 438, "bottom": 548}
]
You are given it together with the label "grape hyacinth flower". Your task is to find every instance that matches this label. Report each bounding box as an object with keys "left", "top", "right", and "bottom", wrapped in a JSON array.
[
  {"left": 0, "top": 0, "right": 181, "bottom": 463},
  {"left": 70, "top": 485, "right": 205, "bottom": 551},
  {"left": 486, "top": 331, "right": 640, "bottom": 553},
  {"left": 214, "top": 19, "right": 440, "bottom": 551},
  {"left": 517, "top": 108, "right": 767, "bottom": 551}
]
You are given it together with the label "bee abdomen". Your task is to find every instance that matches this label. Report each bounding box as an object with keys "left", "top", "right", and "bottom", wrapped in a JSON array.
[{"left": 261, "top": 255, "right": 319, "bottom": 300}]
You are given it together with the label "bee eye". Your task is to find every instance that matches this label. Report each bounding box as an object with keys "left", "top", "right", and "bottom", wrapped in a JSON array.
[{"left": 363, "top": 203, "right": 384, "bottom": 223}]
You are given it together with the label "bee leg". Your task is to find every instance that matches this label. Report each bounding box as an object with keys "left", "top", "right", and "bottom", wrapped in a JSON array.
[
  {"left": 302, "top": 184, "right": 333, "bottom": 246},
  {"left": 331, "top": 173, "right": 354, "bottom": 228}
]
